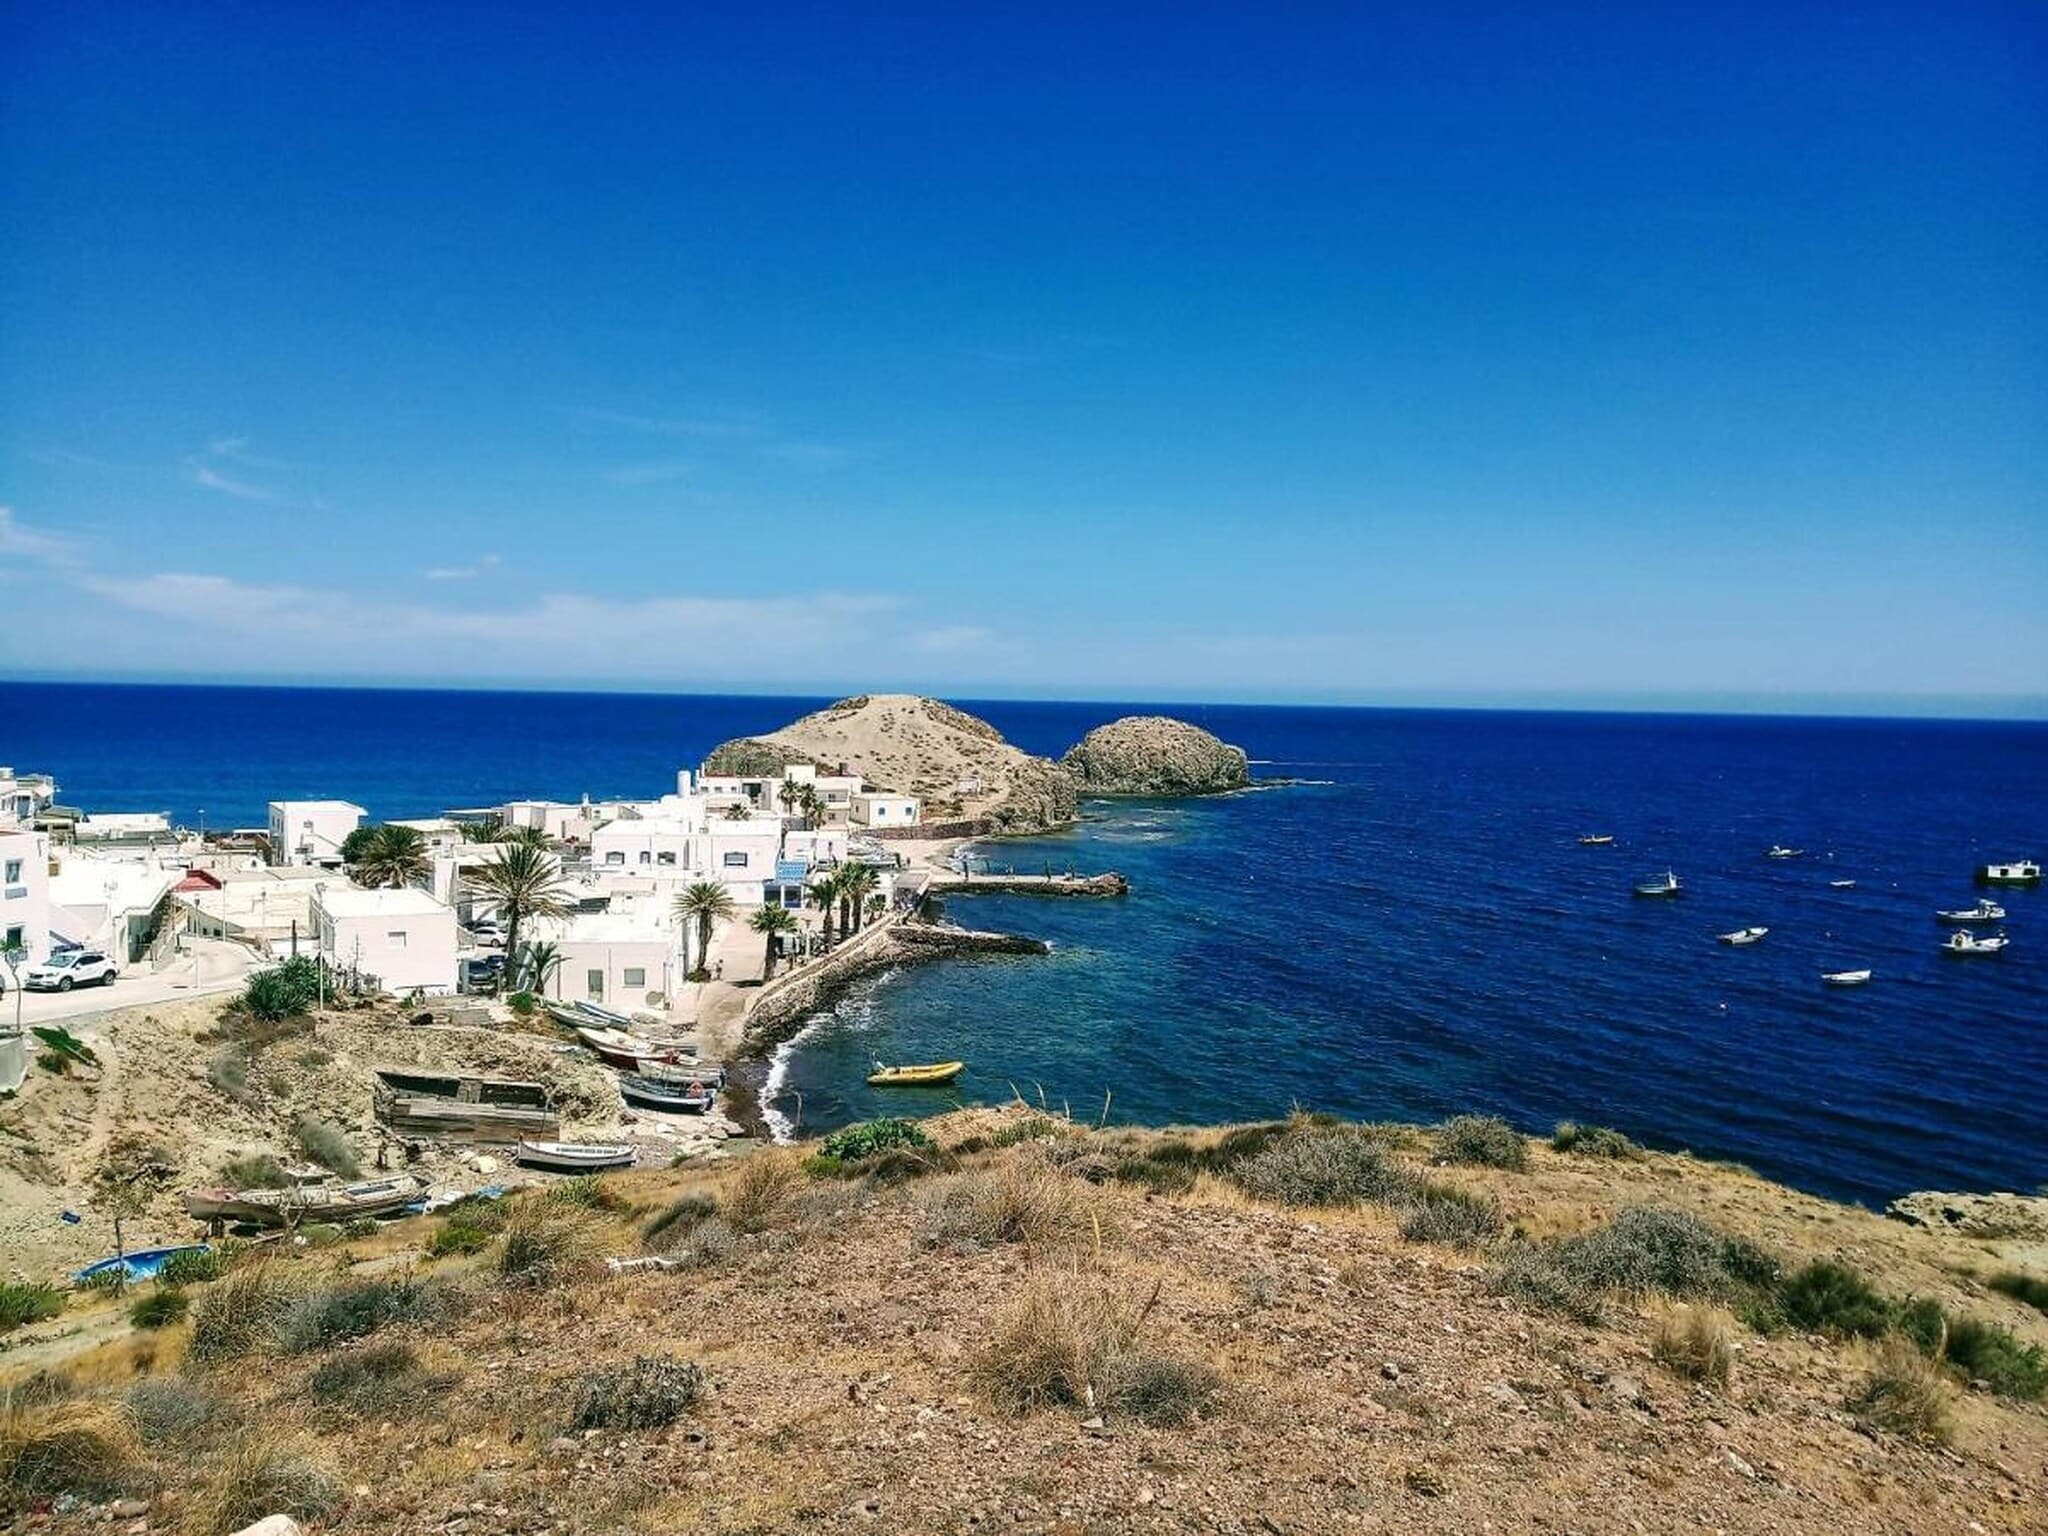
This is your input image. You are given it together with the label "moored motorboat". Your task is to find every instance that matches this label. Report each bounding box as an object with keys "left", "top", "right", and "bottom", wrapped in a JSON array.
[
  {"left": 183, "top": 1174, "right": 426, "bottom": 1229},
  {"left": 1578, "top": 834, "right": 1614, "bottom": 847},
  {"left": 867, "top": 1060, "right": 966, "bottom": 1086},
  {"left": 618, "top": 1073, "right": 718, "bottom": 1114},
  {"left": 1941, "top": 930, "right": 2009, "bottom": 956},
  {"left": 1765, "top": 845, "right": 1803, "bottom": 860},
  {"left": 1821, "top": 969, "right": 1872, "bottom": 987},
  {"left": 1633, "top": 871, "right": 1682, "bottom": 898},
  {"left": 1976, "top": 859, "right": 2041, "bottom": 887},
  {"left": 515, "top": 1140, "right": 637, "bottom": 1172},
  {"left": 1829, "top": 879, "right": 1856, "bottom": 889},
  {"left": 1937, "top": 899, "right": 2007, "bottom": 924},
  {"left": 1717, "top": 926, "right": 1768, "bottom": 946}
]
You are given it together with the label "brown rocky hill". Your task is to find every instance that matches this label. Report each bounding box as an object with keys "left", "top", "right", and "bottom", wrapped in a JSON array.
[
  {"left": 4, "top": 1106, "right": 2043, "bottom": 1534},
  {"left": 703, "top": 694, "right": 1076, "bottom": 831},
  {"left": 1061, "top": 715, "right": 1251, "bottom": 796}
]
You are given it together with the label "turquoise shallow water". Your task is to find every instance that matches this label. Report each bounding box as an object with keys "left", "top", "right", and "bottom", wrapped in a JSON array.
[{"left": 4, "top": 683, "right": 2042, "bottom": 1206}]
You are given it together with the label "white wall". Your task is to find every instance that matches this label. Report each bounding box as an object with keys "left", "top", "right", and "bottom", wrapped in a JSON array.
[
  {"left": 0, "top": 828, "right": 52, "bottom": 966},
  {"left": 850, "top": 794, "right": 921, "bottom": 828},
  {"left": 320, "top": 906, "right": 458, "bottom": 995},
  {"left": 546, "top": 936, "right": 677, "bottom": 1009},
  {"left": 269, "top": 802, "right": 364, "bottom": 866},
  {"left": 591, "top": 819, "right": 694, "bottom": 874}
]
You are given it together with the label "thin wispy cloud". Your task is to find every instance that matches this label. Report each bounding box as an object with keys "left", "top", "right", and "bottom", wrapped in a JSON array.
[
  {"left": 763, "top": 440, "right": 861, "bottom": 466},
  {"left": 185, "top": 438, "right": 287, "bottom": 503},
  {"left": 423, "top": 554, "right": 503, "bottom": 581},
  {"left": 26, "top": 448, "right": 116, "bottom": 470},
  {"left": 571, "top": 407, "right": 759, "bottom": 438},
  {"left": 0, "top": 506, "right": 82, "bottom": 567},
  {"left": 910, "top": 624, "right": 995, "bottom": 652}
]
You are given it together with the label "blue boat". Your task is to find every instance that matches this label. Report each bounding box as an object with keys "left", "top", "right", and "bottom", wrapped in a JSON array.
[{"left": 74, "top": 1243, "right": 212, "bottom": 1286}]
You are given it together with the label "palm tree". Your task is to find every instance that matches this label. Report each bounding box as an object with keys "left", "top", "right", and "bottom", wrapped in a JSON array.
[
  {"left": 467, "top": 842, "right": 571, "bottom": 971},
  {"left": 798, "top": 784, "right": 825, "bottom": 828},
  {"left": 497, "top": 824, "right": 550, "bottom": 848},
  {"left": 722, "top": 802, "right": 752, "bottom": 822},
  {"left": 674, "top": 880, "right": 736, "bottom": 980},
  {"left": 351, "top": 824, "right": 431, "bottom": 889},
  {"left": 457, "top": 818, "right": 504, "bottom": 843},
  {"left": 749, "top": 904, "right": 798, "bottom": 980},
  {"left": 806, "top": 868, "right": 841, "bottom": 948},
  {"left": 837, "top": 863, "right": 879, "bottom": 933},
  {"left": 516, "top": 939, "right": 565, "bottom": 997},
  {"left": 777, "top": 779, "right": 800, "bottom": 817}
]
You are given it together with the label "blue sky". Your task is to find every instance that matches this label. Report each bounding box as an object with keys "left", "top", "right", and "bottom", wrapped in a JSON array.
[{"left": 2, "top": 3, "right": 2043, "bottom": 709}]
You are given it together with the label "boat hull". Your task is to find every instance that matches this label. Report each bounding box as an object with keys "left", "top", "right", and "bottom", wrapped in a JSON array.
[
  {"left": 183, "top": 1176, "right": 425, "bottom": 1229},
  {"left": 515, "top": 1141, "right": 637, "bottom": 1171},
  {"left": 618, "top": 1075, "right": 717, "bottom": 1114},
  {"left": 867, "top": 1061, "right": 966, "bottom": 1086}
]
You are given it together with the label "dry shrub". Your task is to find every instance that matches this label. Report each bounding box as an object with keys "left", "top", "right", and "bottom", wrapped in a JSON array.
[
  {"left": 970, "top": 1273, "right": 1215, "bottom": 1425},
  {"left": 568, "top": 1355, "right": 704, "bottom": 1431},
  {"left": 1398, "top": 1184, "right": 1505, "bottom": 1250},
  {"left": 925, "top": 1157, "right": 1100, "bottom": 1249},
  {"left": 277, "top": 1272, "right": 449, "bottom": 1354},
  {"left": 723, "top": 1153, "right": 801, "bottom": 1234},
  {"left": 497, "top": 1204, "right": 603, "bottom": 1288},
  {"left": 1653, "top": 1304, "right": 1735, "bottom": 1385},
  {"left": 1234, "top": 1126, "right": 1419, "bottom": 1208},
  {"left": 1849, "top": 1337, "right": 1953, "bottom": 1444},
  {"left": 643, "top": 1193, "right": 719, "bottom": 1250},
  {"left": 1433, "top": 1115, "right": 1528, "bottom": 1171},
  {"left": 0, "top": 1390, "right": 140, "bottom": 1501},
  {"left": 126, "top": 1378, "right": 233, "bottom": 1449},
  {"left": 186, "top": 1266, "right": 299, "bottom": 1365},
  {"left": 308, "top": 1341, "right": 447, "bottom": 1417},
  {"left": 184, "top": 1429, "right": 340, "bottom": 1535}
]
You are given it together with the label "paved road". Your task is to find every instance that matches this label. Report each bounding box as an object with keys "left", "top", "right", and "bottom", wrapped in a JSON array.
[{"left": 0, "top": 938, "right": 259, "bottom": 1031}]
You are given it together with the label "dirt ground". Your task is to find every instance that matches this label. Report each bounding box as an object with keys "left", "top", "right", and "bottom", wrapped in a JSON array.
[{"left": 3, "top": 1106, "right": 2043, "bottom": 1535}]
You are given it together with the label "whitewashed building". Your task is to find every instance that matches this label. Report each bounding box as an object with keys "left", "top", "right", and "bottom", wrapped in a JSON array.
[
  {"left": 538, "top": 911, "right": 681, "bottom": 1011},
  {"left": 268, "top": 800, "right": 366, "bottom": 867},
  {"left": 849, "top": 792, "right": 921, "bottom": 829},
  {"left": 0, "top": 827, "right": 53, "bottom": 965},
  {"left": 590, "top": 816, "right": 694, "bottom": 874},
  {"left": 48, "top": 852, "right": 179, "bottom": 963},
  {"left": 313, "top": 885, "right": 459, "bottom": 995},
  {"left": 0, "top": 769, "right": 59, "bottom": 829}
]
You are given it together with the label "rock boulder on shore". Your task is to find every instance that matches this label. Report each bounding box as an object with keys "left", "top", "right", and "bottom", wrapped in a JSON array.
[{"left": 1060, "top": 716, "right": 1250, "bottom": 796}]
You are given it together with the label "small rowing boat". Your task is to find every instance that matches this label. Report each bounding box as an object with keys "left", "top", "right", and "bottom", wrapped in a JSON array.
[
  {"left": 516, "top": 1140, "right": 637, "bottom": 1172},
  {"left": 1766, "top": 845, "right": 1803, "bottom": 860},
  {"left": 1717, "top": 926, "right": 1768, "bottom": 946},
  {"left": 618, "top": 1074, "right": 718, "bottom": 1114},
  {"left": 867, "top": 1060, "right": 966, "bottom": 1086},
  {"left": 1578, "top": 834, "right": 1614, "bottom": 847},
  {"left": 183, "top": 1174, "right": 426, "bottom": 1229},
  {"left": 1822, "top": 969, "right": 1872, "bottom": 987}
]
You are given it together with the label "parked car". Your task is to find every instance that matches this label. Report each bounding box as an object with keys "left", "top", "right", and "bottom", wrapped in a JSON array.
[
  {"left": 23, "top": 949, "right": 118, "bottom": 991},
  {"left": 468, "top": 921, "right": 507, "bottom": 948}
]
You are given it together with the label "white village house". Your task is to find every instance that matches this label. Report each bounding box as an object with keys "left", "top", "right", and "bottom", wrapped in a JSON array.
[
  {"left": 0, "top": 826, "right": 53, "bottom": 966},
  {"left": 849, "top": 791, "right": 921, "bottom": 829},
  {"left": 312, "top": 884, "right": 459, "bottom": 995},
  {"left": 268, "top": 800, "right": 367, "bottom": 867}
]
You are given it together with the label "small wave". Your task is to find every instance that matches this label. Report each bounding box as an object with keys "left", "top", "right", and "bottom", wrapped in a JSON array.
[{"left": 759, "top": 977, "right": 898, "bottom": 1144}]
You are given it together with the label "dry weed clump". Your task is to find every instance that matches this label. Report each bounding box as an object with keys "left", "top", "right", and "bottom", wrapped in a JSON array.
[
  {"left": 184, "top": 1429, "right": 341, "bottom": 1535},
  {"left": 924, "top": 1156, "right": 1102, "bottom": 1249},
  {"left": 1397, "top": 1184, "right": 1505, "bottom": 1250},
  {"left": 0, "top": 1389, "right": 140, "bottom": 1502},
  {"left": 186, "top": 1266, "right": 300, "bottom": 1365},
  {"left": 125, "top": 1379, "right": 232, "bottom": 1449},
  {"left": 1432, "top": 1114, "right": 1529, "bottom": 1171},
  {"left": 568, "top": 1355, "right": 704, "bottom": 1431},
  {"left": 278, "top": 1272, "right": 451, "bottom": 1354},
  {"left": 723, "top": 1152, "right": 802, "bottom": 1233},
  {"left": 1233, "top": 1125, "right": 1420, "bottom": 1209},
  {"left": 1653, "top": 1304, "right": 1736, "bottom": 1385},
  {"left": 497, "top": 1204, "right": 605, "bottom": 1288},
  {"left": 643, "top": 1192, "right": 719, "bottom": 1250},
  {"left": 1849, "top": 1337, "right": 1954, "bottom": 1444},
  {"left": 307, "top": 1341, "right": 448, "bottom": 1416},
  {"left": 971, "top": 1273, "right": 1217, "bottom": 1426}
]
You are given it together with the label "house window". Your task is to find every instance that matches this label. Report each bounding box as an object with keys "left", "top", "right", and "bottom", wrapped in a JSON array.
[
  {"left": 387, "top": 930, "right": 408, "bottom": 948},
  {"left": 639, "top": 851, "right": 651, "bottom": 865},
  {"left": 2, "top": 860, "right": 18, "bottom": 883},
  {"left": 656, "top": 851, "right": 676, "bottom": 866},
  {"left": 623, "top": 967, "right": 646, "bottom": 988},
  {"left": 722, "top": 851, "right": 747, "bottom": 868},
  {"left": 3, "top": 925, "right": 21, "bottom": 953},
  {"left": 587, "top": 969, "right": 604, "bottom": 1000},
  {"left": 605, "top": 851, "right": 624, "bottom": 866}
]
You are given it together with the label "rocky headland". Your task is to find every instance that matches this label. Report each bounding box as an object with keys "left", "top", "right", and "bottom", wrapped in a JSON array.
[{"left": 1060, "top": 714, "right": 1251, "bottom": 796}]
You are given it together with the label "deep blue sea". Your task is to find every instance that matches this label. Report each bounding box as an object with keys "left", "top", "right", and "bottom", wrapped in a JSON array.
[{"left": 5, "top": 682, "right": 2043, "bottom": 1207}]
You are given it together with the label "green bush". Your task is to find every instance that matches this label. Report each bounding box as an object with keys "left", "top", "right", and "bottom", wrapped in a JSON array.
[
  {"left": 292, "top": 1115, "right": 359, "bottom": 1178},
  {"left": 1944, "top": 1317, "right": 2048, "bottom": 1400},
  {"left": 0, "top": 1281, "right": 65, "bottom": 1333},
  {"left": 1233, "top": 1126, "right": 1419, "bottom": 1208},
  {"left": 507, "top": 991, "right": 537, "bottom": 1015},
  {"left": 158, "top": 1248, "right": 224, "bottom": 1287},
  {"left": 818, "top": 1118, "right": 933, "bottom": 1161},
  {"left": 1550, "top": 1122, "right": 1643, "bottom": 1159},
  {"left": 277, "top": 1275, "right": 447, "bottom": 1354},
  {"left": 542, "top": 1175, "right": 624, "bottom": 1211},
  {"left": 1554, "top": 1207, "right": 1768, "bottom": 1299},
  {"left": 308, "top": 1341, "right": 444, "bottom": 1415},
  {"left": 1398, "top": 1185, "right": 1505, "bottom": 1249},
  {"left": 128, "top": 1289, "right": 190, "bottom": 1330},
  {"left": 219, "top": 1152, "right": 292, "bottom": 1191},
  {"left": 1988, "top": 1271, "right": 2048, "bottom": 1315},
  {"left": 1770, "top": 1260, "right": 1895, "bottom": 1339},
  {"left": 425, "top": 1219, "right": 495, "bottom": 1259},
  {"left": 342, "top": 1218, "right": 379, "bottom": 1240},
  {"left": 568, "top": 1356, "right": 703, "bottom": 1431},
  {"left": 239, "top": 956, "right": 323, "bottom": 1022},
  {"left": 1433, "top": 1115, "right": 1528, "bottom": 1171}
]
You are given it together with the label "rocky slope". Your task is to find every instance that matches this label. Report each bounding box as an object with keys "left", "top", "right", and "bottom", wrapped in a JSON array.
[
  {"left": 5, "top": 1107, "right": 2043, "bottom": 1535},
  {"left": 704, "top": 694, "right": 1077, "bottom": 832},
  {"left": 1061, "top": 715, "right": 1250, "bottom": 796}
]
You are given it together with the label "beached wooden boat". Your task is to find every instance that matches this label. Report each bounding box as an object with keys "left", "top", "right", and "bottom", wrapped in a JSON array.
[
  {"left": 1717, "top": 927, "right": 1768, "bottom": 946},
  {"left": 637, "top": 1056, "right": 727, "bottom": 1088},
  {"left": 867, "top": 1060, "right": 966, "bottom": 1086},
  {"left": 1633, "top": 871, "right": 1682, "bottom": 898},
  {"left": 373, "top": 1069, "right": 559, "bottom": 1138},
  {"left": 184, "top": 1174, "right": 425, "bottom": 1228},
  {"left": 618, "top": 1074, "right": 717, "bottom": 1114},
  {"left": 515, "top": 1140, "right": 637, "bottom": 1172},
  {"left": 575, "top": 1025, "right": 656, "bottom": 1069},
  {"left": 1822, "top": 969, "right": 1872, "bottom": 987}
]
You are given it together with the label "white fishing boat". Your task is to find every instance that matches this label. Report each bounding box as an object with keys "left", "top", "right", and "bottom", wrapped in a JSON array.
[
  {"left": 1942, "top": 930, "right": 2009, "bottom": 956},
  {"left": 515, "top": 1140, "right": 637, "bottom": 1172},
  {"left": 618, "top": 1073, "right": 718, "bottom": 1115},
  {"left": 1821, "top": 969, "right": 1872, "bottom": 987},
  {"left": 1976, "top": 859, "right": 2041, "bottom": 887},
  {"left": 1578, "top": 833, "right": 1614, "bottom": 847},
  {"left": 1633, "top": 871, "right": 1682, "bottom": 898},
  {"left": 1937, "top": 899, "right": 2005, "bottom": 924},
  {"left": 1829, "top": 879, "right": 1856, "bottom": 889},
  {"left": 184, "top": 1174, "right": 426, "bottom": 1229},
  {"left": 1717, "top": 926, "right": 1769, "bottom": 946},
  {"left": 1765, "top": 845, "right": 1803, "bottom": 860}
]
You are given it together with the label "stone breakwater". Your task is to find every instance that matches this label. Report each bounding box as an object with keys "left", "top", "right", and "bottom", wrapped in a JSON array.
[{"left": 925, "top": 871, "right": 1130, "bottom": 897}]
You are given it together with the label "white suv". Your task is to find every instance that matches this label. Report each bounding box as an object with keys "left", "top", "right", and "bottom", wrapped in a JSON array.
[{"left": 23, "top": 950, "right": 118, "bottom": 991}]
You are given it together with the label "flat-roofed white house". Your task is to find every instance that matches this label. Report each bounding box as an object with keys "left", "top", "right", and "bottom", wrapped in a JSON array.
[
  {"left": 385, "top": 818, "right": 467, "bottom": 856},
  {"left": 313, "top": 884, "right": 459, "bottom": 995},
  {"left": 268, "top": 801, "right": 367, "bottom": 867},
  {"left": 706, "top": 820, "right": 782, "bottom": 903},
  {"left": 590, "top": 817, "right": 694, "bottom": 874},
  {"left": 0, "top": 826, "right": 53, "bottom": 965},
  {"left": 0, "top": 769, "right": 59, "bottom": 829},
  {"left": 849, "top": 792, "right": 921, "bottom": 829},
  {"left": 49, "top": 853, "right": 179, "bottom": 963},
  {"left": 537, "top": 911, "right": 681, "bottom": 1011},
  {"left": 781, "top": 827, "right": 849, "bottom": 869}
]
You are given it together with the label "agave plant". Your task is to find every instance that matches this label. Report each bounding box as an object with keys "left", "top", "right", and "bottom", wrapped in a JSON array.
[{"left": 517, "top": 939, "right": 565, "bottom": 996}]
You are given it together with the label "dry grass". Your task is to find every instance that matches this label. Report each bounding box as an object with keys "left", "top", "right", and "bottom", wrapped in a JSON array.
[
  {"left": 1848, "top": 1337, "right": 1954, "bottom": 1444},
  {"left": 1653, "top": 1304, "right": 1736, "bottom": 1385},
  {"left": 497, "top": 1204, "right": 606, "bottom": 1288},
  {"left": 0, "top": 1389, "right": 140, "bottom": 1501},
  {"left": 723, "top": 1151, "right": 802, "bottom": 1233},
  {"left": 182, "top": 1428, "right": 341, "bottom": 1535},
  {"left": 924, "top": 1156, "right": 1103, "bottom": 1249},
  {"left": 970, "top": 1270, "right": 1216, "bottom": 1425},
  {"left": 186, "top": 1266, "right": 300, "bottom": 1365}
]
